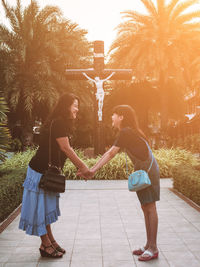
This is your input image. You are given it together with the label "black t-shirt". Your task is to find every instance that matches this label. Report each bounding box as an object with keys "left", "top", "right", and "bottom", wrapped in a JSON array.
[
  {"left": 29, "top": 118, "right": 70, "bottom": 173},
  {"left": 113, "top": 127, "right": 149, "bottom": 161}
]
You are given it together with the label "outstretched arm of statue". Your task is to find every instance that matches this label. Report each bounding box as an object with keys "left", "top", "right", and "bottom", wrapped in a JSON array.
[
  {"left": 103, "top": 72, "right": 115, "bottom": 82},
  {"left": 82, "top": 72, "right": 94, "bottom": 82}
]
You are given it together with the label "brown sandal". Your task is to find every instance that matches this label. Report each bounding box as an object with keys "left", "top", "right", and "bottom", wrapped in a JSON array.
[
  {"left": 39, "top": 244, "right": 63, "bottom": 258},
  {"left": 52, "top": 240, "right": 66, "bottom": 254}
]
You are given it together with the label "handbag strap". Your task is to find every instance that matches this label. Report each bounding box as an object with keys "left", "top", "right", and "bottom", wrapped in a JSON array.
[
  {"left": 125, "top": 152, "right": 153, "bottom": 176},
  {"left": 48, "top": 120, "right": 61, "bottom": 170}
]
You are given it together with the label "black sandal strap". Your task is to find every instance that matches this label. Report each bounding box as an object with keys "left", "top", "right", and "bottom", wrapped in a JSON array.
[
  {"left": 51, "top": 249, "right": 60, "bottom": 257},
  {"left": 51, "top": 241, "right": 65, "bottom": 253},
  {"left": 41, "top": 244, "right": 60, "bottom": 256}
]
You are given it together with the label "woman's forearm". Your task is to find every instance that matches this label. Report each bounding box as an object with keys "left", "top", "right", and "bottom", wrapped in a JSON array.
[
  {"left": 92, "top": 151, "right": 113, "bottom": 172},
  {"left": 63, "top": 147, "right": 87, "bottom": 170}
]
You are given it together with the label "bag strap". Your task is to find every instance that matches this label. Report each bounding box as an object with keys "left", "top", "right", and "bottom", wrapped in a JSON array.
[
  {"left": 48, "top": 120, "right": 61, "bottom": 170},
  {"left": 125, "top": 153, "right": 129, "bottom": 176},
  {"left": 125, "top": 152, "right": 153, "bottom": 175}
]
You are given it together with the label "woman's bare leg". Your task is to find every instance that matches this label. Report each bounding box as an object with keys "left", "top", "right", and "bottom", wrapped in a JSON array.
[
  {"left": 142, "top": 205, "right": 150, "bottom": 250},
  {"left": 40, "top": 233, "right": 62, "bottom": 256},
  {"left": 141, "top": 202, "right": 158, "bottom": 253},
  {"left": 46, "top": 224, "right": 65, "bottom": 253}
]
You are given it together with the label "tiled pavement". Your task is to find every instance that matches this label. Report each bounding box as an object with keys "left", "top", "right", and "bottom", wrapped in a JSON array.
[{"left": 0, "top": 179, "right": 200, "bottom": 267}]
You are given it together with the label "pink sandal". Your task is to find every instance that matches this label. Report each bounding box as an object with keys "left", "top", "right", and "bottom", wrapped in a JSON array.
[
  {"left": 132, "top": 246, "right": 145, "bottom": 255},
  {"left": 138, "top": 250, "right": 159, "bottom": 261}
]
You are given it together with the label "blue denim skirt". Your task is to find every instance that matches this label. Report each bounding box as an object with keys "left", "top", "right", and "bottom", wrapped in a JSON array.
[{"left": 19, "top": 166, "right": 60, "bottom": 236}]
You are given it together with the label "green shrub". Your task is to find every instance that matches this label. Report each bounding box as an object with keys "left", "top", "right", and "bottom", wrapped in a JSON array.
[
  {"left": 0, "top": 168, "right": 26, "bottom": 222},
  {"left": 153, "top": 148, "right": 199, "bottom": 178},
  {"left": 0, "top": 149, "right": 35, "bottom": 222},
  {"left": 172, "top": 165, "right": 200, "bottom": 206},
  {"left": 1, "top": 149, "right": 35, "bottom": 174},
  {"left": 9, "top": 138, "right": 23, "bottom": 152},
  {"left": 168, "top": 134, "right": 200, "bottom": 153},
  {"left": 184, "top": 134, "right": 200, "bottom": 153}
]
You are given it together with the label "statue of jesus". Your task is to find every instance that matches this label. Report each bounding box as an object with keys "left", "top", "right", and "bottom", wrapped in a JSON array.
[{"left": 83, "top": 72, "right": 115, "bottom": 121}]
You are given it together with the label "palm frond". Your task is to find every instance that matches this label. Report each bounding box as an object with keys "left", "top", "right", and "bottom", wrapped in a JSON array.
[
  {"left": 174, "top": 11, "right": 200, "bottom": 25},
  {"left": 1, "top": 0, "right": 20, "bottom": 33},
  {"left": 0, "top": 96, "right": 11, "bottom": 160},
  {"left": 15, "top": 0, "right": 23, "bottom": 30},
  {"left": 121, "top": 10, "right": 153, "bottom": 26},
  {"left": 37, "top": 5, "right": 62, "bottom": 24},
  {"left": 166, "top": 0, "right": 180, "bottom": 16},
  {"left": 140, "top": 0, "right": 157, "bottom": 16},
  {"left": 157, "top": 0, "right": 165, "bottom": 17},
  {"left": 170, "top": 0, "right": 199, "bottom": 21}
]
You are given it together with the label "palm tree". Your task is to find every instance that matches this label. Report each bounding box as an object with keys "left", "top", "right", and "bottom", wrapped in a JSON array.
[
  {"left": 0, "top": 95, "right": 11, "bottom": 161},
  {"left": 0, "top": 0, "right": 91, "bottom": 131},
  {"left": 109, "top": 0, "right": 200, "bottom": 130}
]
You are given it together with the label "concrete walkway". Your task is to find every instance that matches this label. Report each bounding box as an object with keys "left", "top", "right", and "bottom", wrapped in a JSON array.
[{"left": 0, "top": 179, "right": 200, "bottom": 267}]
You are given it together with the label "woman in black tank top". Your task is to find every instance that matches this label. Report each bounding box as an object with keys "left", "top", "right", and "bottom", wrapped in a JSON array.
[{"left": 19, "top": 93, "right": 90, "bottom": 258}]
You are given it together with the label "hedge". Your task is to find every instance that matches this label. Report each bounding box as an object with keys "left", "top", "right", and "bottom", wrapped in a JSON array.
[
  {"left": 172, "top": 165, "right": 200, "bottom": 206},
  {"left": 0, "top": 168, "right": 26, "bottom": 222}
]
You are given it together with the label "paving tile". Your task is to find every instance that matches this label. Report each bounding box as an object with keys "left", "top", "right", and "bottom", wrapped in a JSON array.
[
  {"left": 192, "top": 251, "right": 200, "bottom": 261},
  {"left": 104, "top": 260, "right": 136, "bottom": 267},
  {"left": 177, "top": 232, "right": 200, "bottom": 241},
  {"left": 0, "top": 253, "right": 13, "bottom": 263},
  {"left": 71, "top": 251, "right": 102, "bottom": 261},
  {"left": 0, "top": 232, "right": 24, "bottom": 241},
  {"left": 184, "top": 239, "right": 200, "bottom": 252},
  {"left": 70, "top": 260, "right": 102, "bottom": 267},
  {"left": 171, "top": 222, "right": 199, "bottom": 233},
  {"left": 38, "top": 262, "right": 70, "bottom": 267},
  {"left": 6, "top": 250, "right": 40, "bottom": 263},
  {"left": 163, "top": 251, "right": 200, "bottom": 267},
  {"left": 4, "top": 263, "right": 37, "bottom": 267},
  {"left": 18, "top": 234, "right": 40, "bottom": 247},
  {"left": 75, "top": 227, "right": 101, "bottom": 239},
  {"left": 157, "top": 232, "right": 183, "bottom": 245},
  {"left": 159, "top": 243, "right": 189, "bottom": 252},
  {"left": 38, "top": 251, "right": 71, "bottom": 263},
  {"left": 192, "top": 222, "right": 200, "bottom": 231},
  {"left": 101, "top": 227, "right": 127, "bottom": 239},
  {"left": 78, "top": 215, "right": 100, "bottom": 224},
  {"left": 53, "top": 229, "right": 77, "bottom": 239},
  {"left": 73, "top": 239, "right": 101, "bottom": 248},
  {"left": 136, "top": 258, "right": 169, "bottom": 267},
  {"left": 0, "top": 240, "right": 20, "bottom": 247},
  {"left": 103, "top": 249, "right": 133, "bottom": 261}
]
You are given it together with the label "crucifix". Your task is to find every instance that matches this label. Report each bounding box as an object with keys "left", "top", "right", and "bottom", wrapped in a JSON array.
[
  {"left": 82, "top": 72, "right": 115, "bottom": 121},
  {"left": 66, "top": 40, "right": 132, "bottom": 154}
]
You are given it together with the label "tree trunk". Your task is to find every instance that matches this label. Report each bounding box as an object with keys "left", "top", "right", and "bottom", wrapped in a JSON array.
[{"left": 159, "top": 71, "right": 168, "bottom": 132}]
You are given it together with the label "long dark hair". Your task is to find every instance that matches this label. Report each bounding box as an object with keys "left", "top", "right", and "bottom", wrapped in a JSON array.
[
  {"left": 113, "top": 105, "right": 147, "bottom": 141},
  {"left": 44, "top": 93, "right": 79, "bottom": 129}
]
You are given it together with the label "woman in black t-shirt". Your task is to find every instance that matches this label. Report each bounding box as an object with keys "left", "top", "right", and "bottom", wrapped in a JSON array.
[
  {"left": 79, "top": 105, "right": 160, "bottom": 262},
  {"left": 19, "top": 93, "right": 90, "bottom": 258}
]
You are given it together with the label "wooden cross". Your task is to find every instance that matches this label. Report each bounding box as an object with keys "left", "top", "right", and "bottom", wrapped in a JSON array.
[
  {"left": 66, "top": 40, "right": 132, "bottom": 81},
  {"left": 66, "top": 40, "right": 132, "bottom": 154}
]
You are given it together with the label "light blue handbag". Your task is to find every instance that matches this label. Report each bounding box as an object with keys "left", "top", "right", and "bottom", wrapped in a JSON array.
[{"left": 126, "top": 154, "right": 153, "bottom": 192}]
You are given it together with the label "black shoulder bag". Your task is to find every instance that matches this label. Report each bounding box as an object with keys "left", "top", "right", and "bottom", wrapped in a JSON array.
[{"left": 39, "top": 120, "right": 66, "bottom": 193}]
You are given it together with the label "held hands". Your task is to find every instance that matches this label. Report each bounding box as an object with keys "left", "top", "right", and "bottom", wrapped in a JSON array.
[{"left": 77, "top": 167, "right": 95, "bottom": 180}]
